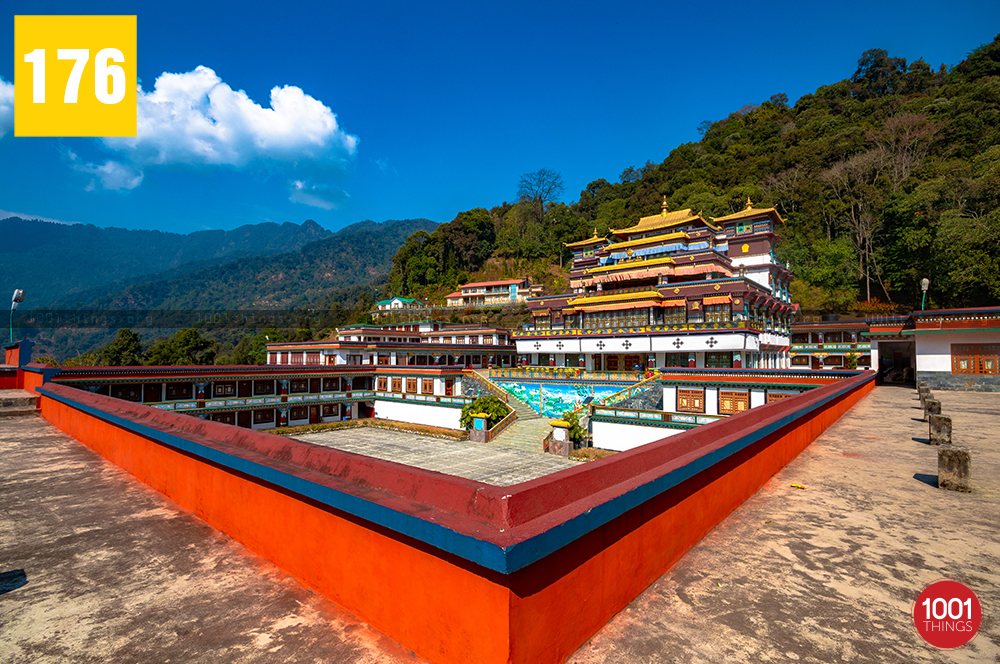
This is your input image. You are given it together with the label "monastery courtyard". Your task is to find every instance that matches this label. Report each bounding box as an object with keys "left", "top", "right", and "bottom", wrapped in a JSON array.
[{"left": 1, "top": 387, "right": 998, "bottom": 663}]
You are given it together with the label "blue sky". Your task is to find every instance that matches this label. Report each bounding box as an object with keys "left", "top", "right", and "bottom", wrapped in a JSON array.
[{"left": 2, "top": 0, "right": 998, "bottom": 234}]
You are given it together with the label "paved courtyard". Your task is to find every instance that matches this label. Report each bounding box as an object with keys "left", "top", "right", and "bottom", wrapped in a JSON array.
[
  {"left": 294, "top": 426, "right": 580, "bottom": 486},
  {"left": 1, "top": 385, "right": 997, "bottom": 663}
]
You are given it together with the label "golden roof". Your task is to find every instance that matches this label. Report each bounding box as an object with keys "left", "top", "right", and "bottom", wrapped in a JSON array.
[
  {"left": 563, "top": 230, "right": 609, "bottom": 248},
  {"left": 566, "top": 290, "right": 662, "bottom": 306},
  {"left": 602, "top": 231, "right": 688, "bottom": 252},
  {"left": 610, "top": 198, "right": 721, "bottom": 236},
  {"left": 583, "top": 255, "right": 676, "bottom": 275},
  {"left": 712, "top": 197, "right": 785, "bottom": 225}
]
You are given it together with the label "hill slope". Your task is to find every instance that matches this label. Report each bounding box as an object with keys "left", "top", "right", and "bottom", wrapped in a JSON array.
[
  {"left": 56, "top": 218, "right": 439, "bottom": 310},
  {"left": 1, "top": 217, "right": 335, "bottom": 307}
]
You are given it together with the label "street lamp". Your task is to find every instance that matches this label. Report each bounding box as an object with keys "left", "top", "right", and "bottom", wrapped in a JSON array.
[
  {"left": 920, "top": 278, "right": 930, "bottom": 311},
  {"left": 10, "top": 289, "right": 25, "bottom": 343}
]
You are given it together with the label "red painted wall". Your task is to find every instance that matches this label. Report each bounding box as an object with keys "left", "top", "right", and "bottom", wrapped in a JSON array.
[
  {"left": 504, "top": 378, "right": 873, "bottom": 663},
  {"left": 36, "top": 372, "right": 874, "bottom": 664},
  {"left": 39, "top": 395, "right": 513, "bottom": 664}
]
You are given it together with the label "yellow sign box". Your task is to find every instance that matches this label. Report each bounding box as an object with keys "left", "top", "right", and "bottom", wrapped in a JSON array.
[{"left": 14, "top": 15, "right": 137, "bottom": 137}]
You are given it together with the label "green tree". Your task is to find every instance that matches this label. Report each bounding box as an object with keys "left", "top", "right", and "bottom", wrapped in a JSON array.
[
  {"left": 146, "top": 328, "right": 217, "bottom": 366},
  {"left": 101, "top": 328, "right": 144, "bottom": 366},
  {"left": 459, "top": 396, "right": 511, "bottom": 429}
]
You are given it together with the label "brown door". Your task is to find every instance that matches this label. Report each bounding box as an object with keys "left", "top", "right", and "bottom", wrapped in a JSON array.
[
  {"left": 310, "top": 378, "right": 321, "bottom": 393},
  {"left": 237, "top": 411, "right": 251, "bottom": 428},
  {"left": 238, "top": 381, "right": 252, "bottom": 398},
  {"left": 309, "top": 406, "right": 319, "bottom": 424},
  {"left": 445, "top": 379, "right": 453, "bottom": 396}
]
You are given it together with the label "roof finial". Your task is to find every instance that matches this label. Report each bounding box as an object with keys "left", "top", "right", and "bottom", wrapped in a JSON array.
[
  {"left": 661, "top": 195, "right": 669, "bottom": 216},
  {"left": 593, "top": 227, "right": 598, "bottom": 237},
  {"left": 745, "top": 197, "right": 753, "bottom": 210}
]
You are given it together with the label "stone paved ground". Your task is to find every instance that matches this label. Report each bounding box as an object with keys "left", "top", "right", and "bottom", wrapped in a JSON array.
[
  {"left": 0, "top": 415, "right": 425, "bottom": 664},
  {"left": 295, "top": 426, "right": 580, "bottom": 485},
  {"left": 567, "top": 386, "right": 1000, "bottom": 664}
]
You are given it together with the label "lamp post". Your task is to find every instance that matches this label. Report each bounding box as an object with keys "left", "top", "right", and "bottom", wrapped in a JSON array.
[
  {"left": 920, "top": 278, "right": 930, "bottom": 311},
  {"left": 10, "top": 289, "right": 25, "bottom": 344}
]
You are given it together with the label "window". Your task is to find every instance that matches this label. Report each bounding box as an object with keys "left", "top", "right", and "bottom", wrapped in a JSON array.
[
  {"left": 952, "top": 344, "right": 999, "bottom": 375},
  {"left": 110, "top": 385, "right": 142, "bottom": 402},
  {"left": 255, "top": 380, "right": 276, "bottom": 395},
  {"left": 767, "top": 392, "right": 793, "bottom": 403},
  {"left": 705, "top": 352, "right": 733, "bottom": 368},
  {"left": 253, "top": 409, "right": 274, "bottom": 424},
  {"left": 469, "top": 335, "right": 479, "bottom": 344},
  {"left": 677, "top": 388, "right": 704, "bottom": 413},
  {"left": 421, "top": 379, "right": 434, "bottom": 394},
  {"left": 322, "top": 404, "right": 337, "bottom": 417},
  {"left": 664, "top": 307, "right": 686, "bottom": 326},
  {"left": 392, "top": 377, "right": 402, "bottom": 392},
  {"left": 214, "top": 381, "right": 236, "bottom": 397},
  {"left": 482, "top": 336, "right": 493, "bottom": 345},
  {"left": 377, "top": 377, "right": 387, "bottom": 391},
  {"left": 322, "top": 377, "right": 336, "bottom": 391},
  {"left": 664, "top": 353, "right": 687, "bottom": 368},
  {"left": 705, "top": 304, "right": 730, "bottom": 323},
  {"left": 289, "top": 406, "right": 308, "bottom": 420},
  {"left": 406, "top": 378, "right": 417, "bottom": 393},
  {"left": 535, "top": 317, "right": 551, "bottom": 330},
  {"left": 288, "top": 379, "right": 308, "bottom": 393},
  {"left": 719, "top": 390, "right": 749, "bottom": 415},
  {"left": 166, "top": 383, "right": 193, "bottom": 400}
]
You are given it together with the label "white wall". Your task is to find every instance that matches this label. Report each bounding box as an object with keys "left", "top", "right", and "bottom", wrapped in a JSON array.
[
  {"left": 592, "top": 421, "right": 685, "bottom": 451},
  {"left": 916, "top": 332, "right": 999, "bottom": 372},
  {"left": 662, "top": 385, "right": 677, "bottom": 412},
  {"left": 373, "top": 400, "right": 463, "bottom": 430}
]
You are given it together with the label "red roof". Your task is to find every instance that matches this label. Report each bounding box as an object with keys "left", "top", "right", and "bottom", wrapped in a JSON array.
[{"left": 445, "top": 291, "right": 463, "bottom": 298}]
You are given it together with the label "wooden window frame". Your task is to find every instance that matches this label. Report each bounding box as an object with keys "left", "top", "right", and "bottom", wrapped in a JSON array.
[
  {"left": 677, "top": 388, "right": 705, "bottom": 413},
  {"left": 421, "top": 379, "right": 434, "bottom": 395},
  {"left": 719, "top": 389, "right": 749, "bottom": 415},
  {"left": 952, "top": 344, "right": 999, "bottom": 375}
]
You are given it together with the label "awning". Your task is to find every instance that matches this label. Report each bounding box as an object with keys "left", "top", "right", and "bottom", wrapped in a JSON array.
[
  {"left": 661, "top": 299, "right": 686, "bottom": 307},
  {"left": 703, "top": 295, "right": 733, "bottom": 305}
]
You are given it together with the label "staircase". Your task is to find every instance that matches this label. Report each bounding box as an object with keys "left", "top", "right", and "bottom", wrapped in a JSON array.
[
  {"left": 491, "top": 390, "right": 552, "bottom": 453},
  {"left": 0, "top": 389, "right": 39, "bottom": 419}
]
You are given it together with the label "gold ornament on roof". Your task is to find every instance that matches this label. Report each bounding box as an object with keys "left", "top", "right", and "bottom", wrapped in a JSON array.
[
  {"left": 661, "top": 195, "right": 669, "bottom": 216},
  {"left": 745, "top": 197, "right": 753, "bottom": 210}
]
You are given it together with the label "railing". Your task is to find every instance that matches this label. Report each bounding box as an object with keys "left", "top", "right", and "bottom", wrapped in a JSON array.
[
  {"left": 147, "top": 390, "right": 377, "bottom": 412},
  {"left": 462, "top": 369, "right": 509, "bottom": 403},
  {"left": 589, "top": 406, "right": 725, "bottom": 428},
  {"left": 486, "top": 408, "right": 517, "bottom": 442},
  {"left": 593, "top": 373, "right": 663, "bottom": 408}
]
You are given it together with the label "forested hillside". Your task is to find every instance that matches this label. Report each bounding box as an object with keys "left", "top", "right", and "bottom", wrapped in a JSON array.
[
  {"left": 54, "top": 218, "right": 438, "bottom": 310},
  {"left": 389, "top": 36, "right": 1000, "bottom": 313},
  {"left": 1, "top": 217, "right": 335, "bottom": 307}
]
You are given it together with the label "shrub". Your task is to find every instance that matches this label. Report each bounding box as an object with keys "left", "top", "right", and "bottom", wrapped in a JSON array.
[{"left": 460, "top": 395, "right": 511, "bottom": 429}]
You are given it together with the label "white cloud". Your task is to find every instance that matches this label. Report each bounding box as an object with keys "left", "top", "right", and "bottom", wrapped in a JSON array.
[
  {"left": 75, "top": 160, "right": 144, "bottom": 191},
  {"left": 288, "top": 180, "right": 349, "bottom": 210},
  {"left": 2, "top": 66, "right": 358, "bottom": 196},
  {"left": 104, "top": 66, "right": 358, "bottom": 169},
  {"left": 0, "top": 77, "right": 14, "bottom": 139}
]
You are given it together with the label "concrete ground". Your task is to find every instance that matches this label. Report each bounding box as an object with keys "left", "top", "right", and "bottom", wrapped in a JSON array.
[
  {"left": 295, "top": 426, "right": 579, "bottom": 486},
  {"left": 1, "top": 386, "right": 997, "bottom": 663},
  {"left": 0, "top": 415, "right": 425, "bottom": 664},
  {"left": 568, "top": 386, "right": 1000, "bottom": 664}
]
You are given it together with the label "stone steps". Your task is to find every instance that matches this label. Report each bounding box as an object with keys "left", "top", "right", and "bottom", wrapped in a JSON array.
[{"left": 0, "top": 389, "right": 39, "bottom": 418}]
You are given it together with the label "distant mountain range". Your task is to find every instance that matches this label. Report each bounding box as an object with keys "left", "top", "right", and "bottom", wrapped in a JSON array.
[
  {"left": 1, "top": 216, "right": 336, "bottom": 307},
  {"left": 49, "top": 217, "right": 439, "bottom": 310}
]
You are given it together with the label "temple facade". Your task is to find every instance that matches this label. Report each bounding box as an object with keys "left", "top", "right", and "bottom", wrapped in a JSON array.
[{"left": 514, "top": 199, "right": 795, "bottom": 370}]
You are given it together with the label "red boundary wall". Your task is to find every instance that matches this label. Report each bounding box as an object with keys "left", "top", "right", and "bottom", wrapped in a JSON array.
[{"left": 33, "top": 370, "right": 875, "bottom": 664}]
